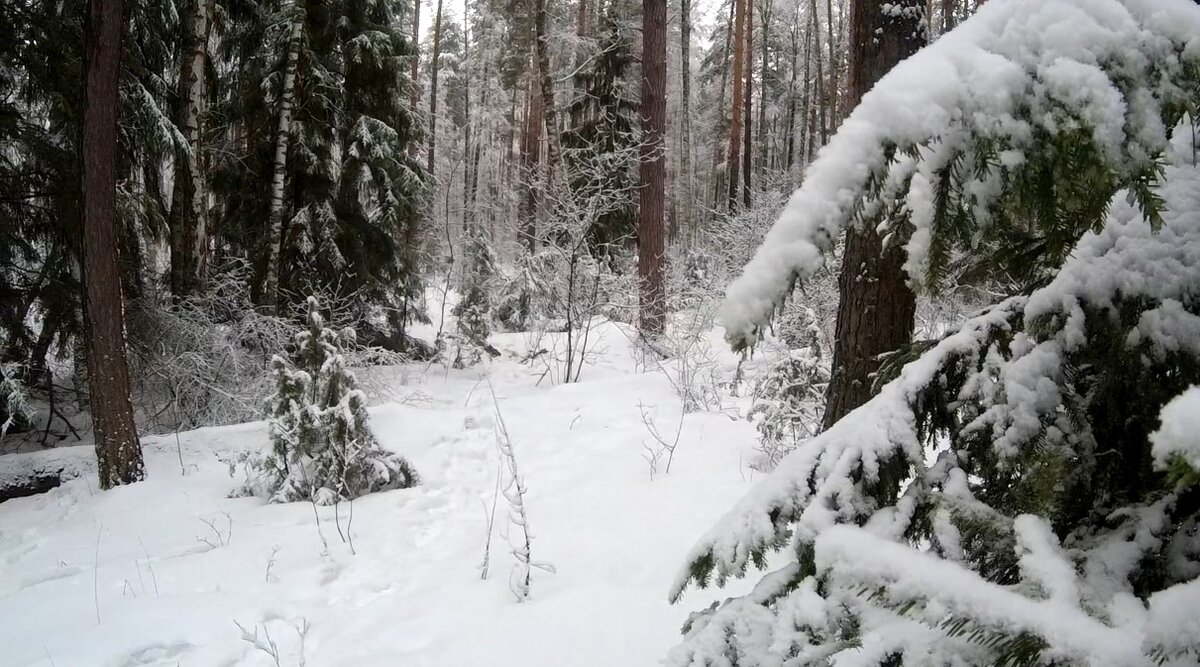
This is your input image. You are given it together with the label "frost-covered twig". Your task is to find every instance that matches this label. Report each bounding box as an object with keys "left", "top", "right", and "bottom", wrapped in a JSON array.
[
  {"left": 488, "top": 382, "right": 555, "bottom": 600},
  {"left": 639, "top": 401, "right": 685, "bottom": 480}
]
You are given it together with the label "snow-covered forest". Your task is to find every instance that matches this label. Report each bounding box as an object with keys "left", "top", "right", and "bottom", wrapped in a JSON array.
[{"left": 3, "top": 0, "right": 1200, "bottom": 664}]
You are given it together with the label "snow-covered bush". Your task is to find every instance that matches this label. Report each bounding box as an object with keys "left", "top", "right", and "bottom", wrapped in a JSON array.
[
  {"left": 670, "top": 1, "right": 1200, "bottom": 664},
  {"left": 494, "top": 251, "right": 557, "bottom": 333},
  {"left": 747, "top": 343, "right": 828, "bottom": 470},
  {"left": 239, "top": 298, "right": 417, "bottom": 504},
  {"left": 0, "top": 362, "right": 31, "bottom": 446}
]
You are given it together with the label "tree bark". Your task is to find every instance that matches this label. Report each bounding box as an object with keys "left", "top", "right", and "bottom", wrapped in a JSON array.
[
  {"left": 638, "top": 0, "right": 667, "bottom": 335},
  {"left": 679, "top": 0, "right": 692, "bottom": 244},
  {"left": 408, "top": 0, "right": 421, "bottom": 158},
  {"left": 427, "top": 0, "right": 444, "bottom": 174},
  {"left": 534, "top": 0, "right": 563, "bottom": 171},
  {"left": 711, "top": 0, "right": 734, "bottom": 211},
  {"left": 258, "top": 9, "right": 303, "bottom": 314},
  {"left": 741, "top": 0, "right": 753, "bottom": 207},
  {"left": 727, "top": 0, "right": 747, "bottom": 209},
  {"left": 822, "top": 0, "right": 925, "bottom": 429},
  {"left": 81, "top": 0, "right": 145, "bottom": 488},
  {"left": 808, "top": 0, "right": 827, "bottom": 151},
  {"left": 824, "top": 0, "right": 838, "bottom": 127},
  {"left": 518, "top": 76, "right": 543, "bottom": 253},
  {"left": 169, "top": 0, "right": 211, "bottom": 299}
]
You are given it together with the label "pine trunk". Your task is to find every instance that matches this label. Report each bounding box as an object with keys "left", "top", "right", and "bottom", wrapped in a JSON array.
[
  {"left": 408, "top": 0, "right": 420, "bottom": 158},
  {"left": 809, "top": 0, "right": 827, "bottom": 149},
  {"left": 679, "top": 0, "right": 692, "bottom": 244},
  {"left": 825, "top": 0, "right": 838, "bottom": 127},
  {"left": 81, "top": 0, "right": 145, "bottom": 488},
  {"left": 518, "top": 78, "right": 543, "bottom": 252},
  {"left": 727, "top": 0, "right": 747, "bottom": 209},
  {"left": 711, "top": 0, "right": 734, "bottom": 211},
  {"left": 638, "top": 0, "right": 667, "bottom": 335},
  {"left": 427, "top": 0, "right": 444, "bottom": 173},
  {"left": 258, "top": 11, "right": 303, "bottom": 315},
  {"left": 534, "top": 0, "right": 562, "bottom": 171},
  {"left": 822, "top": 0, "right": 925, "bottom": 429},
  {"left": 742, "top": 0, "right": 753, "bottom": 208},
  {"left": 169, "top": 0, "right": 210, "bottom": 299}
]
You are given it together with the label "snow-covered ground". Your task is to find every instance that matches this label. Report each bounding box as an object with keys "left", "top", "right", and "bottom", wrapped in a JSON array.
[{"left": 0, "top": 322, "right": 764, "bottom": 666}]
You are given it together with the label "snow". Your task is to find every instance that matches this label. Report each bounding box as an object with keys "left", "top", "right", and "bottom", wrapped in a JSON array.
[
  {"left": 1150, "top": 386, "right": 1200, "bottom": 472},
  {"left": 0, "top": 321, "right": 762, "bottom": 666},
  {"left": 719, "top": 0, "right": 1200, "bottom": 349}
]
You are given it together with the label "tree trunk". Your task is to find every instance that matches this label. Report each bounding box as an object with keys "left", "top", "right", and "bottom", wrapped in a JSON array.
[
  {"left": 727, "top": 0, "right": 747, "bottom": 209},
  {"left": 711, "top": 0, "right": 734, "bottom": 212},
  {"left": 258, "top": 10, "right": 303, "bottom": 315},
  {"left": 534, "top": 0, "right": 563, "bottom": 171},
  {"left": 169, "top": 0, "right": 211, "bottom": 299},
  {"left": 742, "top": 0, "right": 753, "bottom": 207},
  {"left": 81, "top": 0, "right": 145, "bottom": 488},
  {"left": 427, "top": 0, "right": 444, "bottom": 174},
  {"left": 518, "top": 77, "right": 543, "bottom": 253},
  {"left": 808, "top": 0, "right": 827, "bottom": 150},
  {"left": 822, "top": 0, "right": 925, "bottom": 429},
  {"left": 408, "top": 0, "right": 421, "bottom": 159},
  {"left": 756, "top": 0, "right": 772, "bottom": 176},
  {"left": 785, "top": 3, "right": 804, "bottom": 170},
  {"left": 679, "top": 0, "right": 692, "bottom": 244},
  {"left": 824, "top": 0, "right": 838, "bottom": 128},
  {"left": 638, "top": 0, "right": 667, "bottom": 335}
]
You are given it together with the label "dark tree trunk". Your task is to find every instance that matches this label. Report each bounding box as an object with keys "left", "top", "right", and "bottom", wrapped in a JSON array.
[
  {"left": 518, "top": 79, "right": 543, "bottom": 253},
  {"left": 679, "top": 0, "right": 692, "bottom": 244},
  {"left": 534, "top": 0, "right": 563, "bottom": 171},
  {"left": 638, "top": 0, "right": 667, "bottom": 335},
  {"left": 727, "top": 0, "right": 747, "bottom": 209},
  {"left": 428, "top": 0, "right": 444, "bottom": 173},
  {"left": 408, "top": 0, "right": 420, "bottom": 158},
  {"left": 81, "top": 0, "right": 145, "bottom": 488},
  {"left": 822, "top": 0, "right": 924, "bottom": 429},
  {"left": 741, "top": 0, "right": 753, "bottom": 208}
]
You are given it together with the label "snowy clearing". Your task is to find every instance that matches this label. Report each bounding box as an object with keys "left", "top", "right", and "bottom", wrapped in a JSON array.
[{"left": 0, "top": 323, "right": 760, "bottom": 666}]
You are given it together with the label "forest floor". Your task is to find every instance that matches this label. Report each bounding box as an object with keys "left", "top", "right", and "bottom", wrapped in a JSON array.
[{"left": 0, "top": 315, "right": 769, "bottom": 666}]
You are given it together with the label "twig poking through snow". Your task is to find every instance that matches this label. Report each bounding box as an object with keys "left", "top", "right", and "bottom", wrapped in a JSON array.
[
  {"left": 487, "top": 380, "right": 555, "bottom": 601},
  {"left": 480, "top": 458, "right": 502, "bottom": 580}
]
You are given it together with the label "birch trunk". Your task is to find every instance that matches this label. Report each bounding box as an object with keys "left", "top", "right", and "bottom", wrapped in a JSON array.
[
  {"left": 170, "top": 0, "right": 210, "bottom": 299},
  {"left": 259, "top": 10, "right": 303, "bottom": 315}
]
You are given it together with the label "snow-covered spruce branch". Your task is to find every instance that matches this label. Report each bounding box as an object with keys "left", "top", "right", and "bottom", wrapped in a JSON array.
[
  {"left": 720, "top": 0, "right": 1200, "bottom": 350},
  {"left": 668, "top": 148, "right": 1200, "bottom": 664},
  {"left": 488, "top": 383, "right": 555, "bottom": 601}
]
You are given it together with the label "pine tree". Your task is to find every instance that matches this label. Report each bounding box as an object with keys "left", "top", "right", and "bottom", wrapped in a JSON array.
[
  {"left": 82, "top": 0, "right": 145, "bottom": 488},
  {"left": 249, "top": 297, "right": 417, "bottom": 504}
]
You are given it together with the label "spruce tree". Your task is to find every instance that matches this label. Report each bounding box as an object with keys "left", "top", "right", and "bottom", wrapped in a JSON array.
[
  {"left": 250, "top": 297, "right": 417, "bottom": 504},
  {"left": 674, "top": 1, "right": 1200, "bottom": 664}
]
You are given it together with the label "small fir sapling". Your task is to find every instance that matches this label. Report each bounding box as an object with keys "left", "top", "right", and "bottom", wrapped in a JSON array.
[
  {"left": 236, "top": 297, "right": 417, "bottom": 503},
  {"left": 448, "top": 227, "right": 500, "bottom": 367},
  {"left": 747, "top": 306, "right": 829, "bottom": 468}
]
